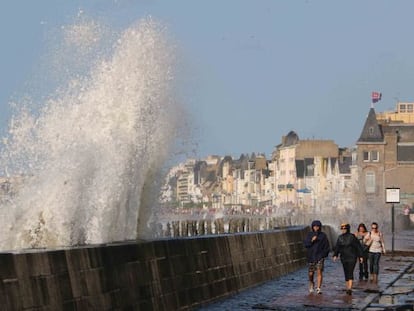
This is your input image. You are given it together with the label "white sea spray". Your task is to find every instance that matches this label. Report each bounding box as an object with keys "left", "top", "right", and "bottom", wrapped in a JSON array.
[{"left": 0, "top": 16, "right": 181, "bottom": 250}]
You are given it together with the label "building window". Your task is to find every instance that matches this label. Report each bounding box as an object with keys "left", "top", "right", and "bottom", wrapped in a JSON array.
[
  {"left": 408, "top": 104, "right": 414, "bottom": 113},
  {"left": 371, "top": 151, "right": 379, "bottom": 162},
  {"left": 363, "top": 151, "right": 379, "bottom": 162},
  {"left": 352, "top": 152, "right": 357, "bottom": 164},
  {"left": 397, "top": 144, "right": 414, "bottom": 161},
  {"left": 365, "top": 171, "right": 375, "bottom": 193},
  {"left": 286, "top": 183, "right": 294, "bottom": 189},
  {"left": 307, "top": 164, "right": 314, "bottom": 176},
  {"left": 400, "top": 104, "right": 406, "bottom": 113}
]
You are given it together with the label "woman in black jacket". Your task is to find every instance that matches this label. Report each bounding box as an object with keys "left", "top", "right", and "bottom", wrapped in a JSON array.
[{"left": 333, "top": 223, "right": 364, "bottom": 295}]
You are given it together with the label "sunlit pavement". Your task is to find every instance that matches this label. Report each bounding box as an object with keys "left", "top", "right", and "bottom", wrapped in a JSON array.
[{"left": 197, "top": 230, "right": 414, "bottom": 311}]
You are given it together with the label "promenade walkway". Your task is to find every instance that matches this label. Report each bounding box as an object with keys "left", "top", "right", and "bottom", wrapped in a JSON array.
[{"left": 197, "top": 230, "right": 414, "bottom": 311}]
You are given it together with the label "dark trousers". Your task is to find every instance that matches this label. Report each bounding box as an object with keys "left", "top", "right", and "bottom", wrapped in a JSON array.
[
  {"left": 358, "top": 257, "right": 369, "bottom": 279},
  {"left": 341, "top": 260, "right": 357, "bottom": 281}
]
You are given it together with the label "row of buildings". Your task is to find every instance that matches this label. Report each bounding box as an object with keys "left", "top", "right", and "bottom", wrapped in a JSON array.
[{"left": 161, "top": 102, "right": 414, "bottom": 222}]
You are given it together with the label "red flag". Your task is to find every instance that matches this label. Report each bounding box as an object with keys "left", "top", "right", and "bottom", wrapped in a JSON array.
[{"left": 372, "top": 92, "right": 382, "bottom": 103}]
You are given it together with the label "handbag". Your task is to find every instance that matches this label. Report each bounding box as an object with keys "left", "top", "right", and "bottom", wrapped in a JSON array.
[{"left": 362, "top": 232, "right": 372, "bottom": 252}]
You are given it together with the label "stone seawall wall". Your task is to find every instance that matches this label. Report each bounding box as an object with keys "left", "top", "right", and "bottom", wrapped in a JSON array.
[{"left": 0, "top": 226, "right": 323, "bottom": 310}]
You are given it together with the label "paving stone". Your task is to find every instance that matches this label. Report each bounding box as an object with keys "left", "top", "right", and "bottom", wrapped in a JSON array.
[{"left": 197, "top": 254, "right": 414, "bottom": 311}]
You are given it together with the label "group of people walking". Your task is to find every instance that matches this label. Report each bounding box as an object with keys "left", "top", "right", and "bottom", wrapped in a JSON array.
[{"left": 303, "top": 220, "right": 386, "bottom": 296}]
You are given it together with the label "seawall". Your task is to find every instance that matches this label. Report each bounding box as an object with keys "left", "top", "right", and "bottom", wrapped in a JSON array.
[{"left": 0, "top": 226, "right": 333, "bottom": 310}]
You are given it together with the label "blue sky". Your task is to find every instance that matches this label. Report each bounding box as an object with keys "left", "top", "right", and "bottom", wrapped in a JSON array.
[{"left": 1, "top": 1, "right": 414, "bottom": 159}]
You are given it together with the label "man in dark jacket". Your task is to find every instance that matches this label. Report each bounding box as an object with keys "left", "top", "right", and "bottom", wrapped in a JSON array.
[{"left": 303, "top": 220, "right": 331, "bottom": 294}]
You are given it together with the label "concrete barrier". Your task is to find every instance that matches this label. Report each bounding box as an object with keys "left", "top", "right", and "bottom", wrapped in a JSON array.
[{"left": 0, "top": 226, "right": 315, "bottom": 310}]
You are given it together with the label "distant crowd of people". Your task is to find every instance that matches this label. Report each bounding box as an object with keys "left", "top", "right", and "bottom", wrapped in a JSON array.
[{"left": 303, "top": 220, "right": 386, "bottom": 296}]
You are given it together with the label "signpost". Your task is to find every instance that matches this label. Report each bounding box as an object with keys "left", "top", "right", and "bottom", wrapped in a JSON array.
[{"left": 385, "top": 187, "right": 400, "bottom": 254}]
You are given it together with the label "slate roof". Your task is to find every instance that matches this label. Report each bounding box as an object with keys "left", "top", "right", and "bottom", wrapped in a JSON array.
[
  {"left": 283, "top": 131, "right": 299, "bottom": 147},
  {"left": 357, "top": 108, "right": 384, "bottom": 143}
]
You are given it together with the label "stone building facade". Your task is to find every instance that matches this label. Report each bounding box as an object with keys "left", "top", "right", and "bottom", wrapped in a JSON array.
[
  {"left": 270, "top": 131, "right": 354, "bottom": 214},
  {"left": 357, "top": 103, "right": 414, "bottom": 227}
]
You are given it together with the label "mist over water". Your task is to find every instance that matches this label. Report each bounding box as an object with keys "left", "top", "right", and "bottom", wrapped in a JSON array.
[{"left": 0, "top": 16, "right": 182, "bottom": 250}]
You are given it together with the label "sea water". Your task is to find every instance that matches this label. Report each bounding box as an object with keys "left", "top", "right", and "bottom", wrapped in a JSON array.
[{"left": 0, "top": 16, "right": 181, "bottom": 250}]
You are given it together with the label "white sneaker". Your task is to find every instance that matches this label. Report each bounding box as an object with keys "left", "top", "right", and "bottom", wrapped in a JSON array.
[
  {"left": 309, "top": 282, "right": 314, "bottom": 293},
  {"left": 316, "top": 288, "right": 322, "bottom": 294}
]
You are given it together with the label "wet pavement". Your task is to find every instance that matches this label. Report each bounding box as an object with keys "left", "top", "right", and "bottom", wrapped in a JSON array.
[{"left": 197, "top": 230, "right": 414, "bottom": 311}]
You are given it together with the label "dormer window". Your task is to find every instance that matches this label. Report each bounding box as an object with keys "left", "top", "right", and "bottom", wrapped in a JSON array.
[{"left": 369, "top": 127, "right": 374, "bottom": 135}]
